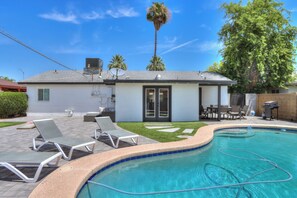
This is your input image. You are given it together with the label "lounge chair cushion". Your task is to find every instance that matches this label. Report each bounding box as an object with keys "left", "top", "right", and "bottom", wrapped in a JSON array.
[
  {"left": 48, "top": 136, "right": 95, "bottom": 147},
  {"left": 0, "top": 152, "right": 59, "bottom": 164},
  {"left": 96, "top": 117, "right": 117, "bottom": 131},
  {"left": 34, "top": 119, "right": 63, "bottom": 139},
  {"left": 103, "top": 129, "right": 138, "bottom": 138}
]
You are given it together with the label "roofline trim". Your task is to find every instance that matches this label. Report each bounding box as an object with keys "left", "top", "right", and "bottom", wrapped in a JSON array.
[
  {"left": 19, "top": 80, "right": 237, "bottom": 85},
  {"left": 105, "top": 79, "right": 237, "bottom": 85},
  {"left": 18, "top": 82, "right": 105, "bottom": 85}
]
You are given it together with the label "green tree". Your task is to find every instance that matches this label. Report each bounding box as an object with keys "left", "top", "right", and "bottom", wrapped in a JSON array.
[
  {"left": 147, "top": 2, "right": 170, "bottom": 58},
  {"left": 207, "top": 62, "right": 224, "bottom": 73},
  {"left": 108, "top": 54, "right": 127, "bottom": 70},
  {"left": 146, "top": 56, "right": 166, "bottom": 71},
  {"left": 0, "top": 76, "right": 15, "bottom": 82},
  {"left": 219, "top": 0, "right": 297, "bottom": 93}
]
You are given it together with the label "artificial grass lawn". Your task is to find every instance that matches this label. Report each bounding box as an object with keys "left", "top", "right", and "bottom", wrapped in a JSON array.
[
  {"left": 117, "top": 122, "right": 207, "bottom": 142},
  {"left": 0, "top": 122, "right": 25, "bottom": 128}
]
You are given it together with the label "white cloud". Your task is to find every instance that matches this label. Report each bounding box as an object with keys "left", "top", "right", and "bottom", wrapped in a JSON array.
[
  {"left": 197, "top": 41, "right": 223, "bottom": 52},
  {"left": 81, "top": 11, "right": 105, "bottom": 20},
  {"left": 40, "top": 6, "right": 139, "bottom": 24},
  {"left": 160, "top": 39, "right": 199, "bottom": 55},
  {"left": 289, "top": 8, "right": 297, "bottom": 12},
  {"left": 106, "top": 7, "right": 139, "bottom": 18},
  {"left": 39, "top": 11, "right": 79, "bottom": 24}
]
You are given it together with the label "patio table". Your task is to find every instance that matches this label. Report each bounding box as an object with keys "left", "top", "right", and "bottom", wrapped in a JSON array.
[{"left": 206, "top": 106, "right": 232, "bottom": 119}]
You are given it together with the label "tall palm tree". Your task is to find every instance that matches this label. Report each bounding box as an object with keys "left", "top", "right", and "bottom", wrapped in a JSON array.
[
  {"left": 146, "top": 56, "right": 165, "bottom": 71},
  {"left": 108, "top": 54, "right": 127, "bottom": 70},
  {"left": 146, "top": 2, "right": 170, "bottom": 58}
]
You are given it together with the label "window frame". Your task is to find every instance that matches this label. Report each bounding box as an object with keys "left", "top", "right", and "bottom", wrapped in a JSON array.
[{"left": 38, "top": 88, "right": 50, "bottom": 101}]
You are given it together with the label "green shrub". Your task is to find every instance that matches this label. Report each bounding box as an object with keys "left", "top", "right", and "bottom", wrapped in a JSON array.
[{"left": 0, "top": 92, "right": 28, "bottom": 118}]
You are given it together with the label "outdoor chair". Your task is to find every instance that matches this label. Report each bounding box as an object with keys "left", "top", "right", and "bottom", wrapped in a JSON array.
[
  {"left": 83, "top": 107, "right": 105, "bottom": 122},
  {"left": 228, "top": 105, "right": 241, "bottom": 120},
  {"left": 240, "top": 105, "right": 249, "bottom": 118},
  {"left": 220, "top": 106, "right": 230, "bottom": 119},
  {"left": 0, "top": 151, "right": 61, "bottom": 183},
  {"left": 33, "top": 119, "right": 96, "bottom": 160},
  {"left": 95, "top": 117, "right": 139, "bottom": 148},
  {"left": 200, "top": 105, "right": 209, "bottom": 119}
]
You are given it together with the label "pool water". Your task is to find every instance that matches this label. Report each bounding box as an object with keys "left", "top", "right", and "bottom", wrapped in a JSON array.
[{"left": 78, "top": 128, "right": 297, "bottom": 197}]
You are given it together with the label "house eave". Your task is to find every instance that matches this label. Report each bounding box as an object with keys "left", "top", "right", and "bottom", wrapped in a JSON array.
[
  {"left": 104, "top": 79, "right": 237, "bottom": 85},
  {"left": 19, "top": 80, "right": 237, "bottom": 86},
  {"left": 18, "top": 82, "right": 105, "bottom": 85}
]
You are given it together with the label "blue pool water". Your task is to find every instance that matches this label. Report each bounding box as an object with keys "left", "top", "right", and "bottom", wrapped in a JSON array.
[{"left": 78, "top": 128, "right": 297, "bottom": 197}]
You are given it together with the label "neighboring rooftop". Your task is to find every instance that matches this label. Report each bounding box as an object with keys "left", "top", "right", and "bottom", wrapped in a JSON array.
[
  {"left": 288, "top": 81, "right": 297, "bottom": 86},
  {"left": 19, "top": 70, "right": 236, "bottom": 85},
  {"left": 0, "top": 79, "right": 26, "bottom": 92}
]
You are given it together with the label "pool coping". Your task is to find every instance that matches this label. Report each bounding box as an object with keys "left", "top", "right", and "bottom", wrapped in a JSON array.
[{"left": 29, "top": 124, "right": 297, "bottom": 198}]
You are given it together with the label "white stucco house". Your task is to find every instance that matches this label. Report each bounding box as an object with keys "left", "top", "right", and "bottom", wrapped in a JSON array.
[
  {"left": 19, "top": 70, "right": 235, "bottom": 122},
  {"left": 277, "top": 81, "right": 297, "bottom": 93}
]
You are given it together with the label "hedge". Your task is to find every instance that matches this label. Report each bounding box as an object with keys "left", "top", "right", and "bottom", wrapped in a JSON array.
[{"left": 0, "top": 92, "right": 28, "bottom": 118}]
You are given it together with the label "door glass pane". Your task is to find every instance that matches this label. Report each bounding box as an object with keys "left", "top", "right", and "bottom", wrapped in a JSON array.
[
  {"left": 146, "top": 88, "right": 155, "bottom": 118},
  {"left": 159, "top": 88, "right": 169, "bottom": 118}
]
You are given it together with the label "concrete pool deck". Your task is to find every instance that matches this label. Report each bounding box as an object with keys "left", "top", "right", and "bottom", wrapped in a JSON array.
[
  {"left": 25, "top": 117, "right": 297, "bottom": 198},
  {"left": 0, "top": 115, "right": 157, "bottom": 198},
  {"left": 0, "top": 115, "right": 296, "bottom": 197}
]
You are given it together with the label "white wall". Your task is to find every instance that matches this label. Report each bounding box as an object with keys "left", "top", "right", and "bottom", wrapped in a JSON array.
[
  {"left": 171, "top": 84, "right": 199, "bottom": 121},
  {"left": 115, "top": 83, "right": 143, "bottom": 122},
  {"left": 288, "top": 86, "right": 297, "bottom": 93},
  {"left": 277, "top": 86, "right": 297, "bottom": 93},
  {"left": 26, "top": 83, "right": 228, "bottom": 121},
  {"left": 200, "top": 86, "right": 228, "bottom": 108},
  {"left": 26, "top": 84, "right": 114, "bottom": 113},
  {"left": 115, "top": 83, "right": 199, "bottom": 122}
]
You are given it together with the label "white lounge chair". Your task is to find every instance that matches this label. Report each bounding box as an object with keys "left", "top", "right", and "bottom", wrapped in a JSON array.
[
  {"left": 0, "top": 152, "right": 61, "bottom": 183},
  {"left": 95, "top": 117, "right": 139, "bottom": 148},
  {"left": 33, "top": 119, "right": 96, "bottom": 160}
]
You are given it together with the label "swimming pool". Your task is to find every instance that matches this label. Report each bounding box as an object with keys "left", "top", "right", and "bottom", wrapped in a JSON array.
[{"left": 78, "top": 127, "right": 297, "bottom": 197}]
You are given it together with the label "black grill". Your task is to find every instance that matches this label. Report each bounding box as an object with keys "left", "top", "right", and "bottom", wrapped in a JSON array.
[{"left": 263, "top": 101, "right": 279, "bottom": 120}]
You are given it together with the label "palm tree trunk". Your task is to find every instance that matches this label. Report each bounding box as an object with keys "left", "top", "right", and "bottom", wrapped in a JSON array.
[{"left": 154, "top": 29, "right": 157, "bottom": 58}]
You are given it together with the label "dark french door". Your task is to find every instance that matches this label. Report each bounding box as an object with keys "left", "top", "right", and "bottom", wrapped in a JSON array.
[{"left": 143, "top": 86, "right": 171, "bottom": 122}]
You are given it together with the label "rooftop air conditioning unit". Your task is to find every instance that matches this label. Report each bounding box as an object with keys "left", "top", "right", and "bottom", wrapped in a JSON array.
[{"left": 84, "top": 58, "right": 103, "bottom": 75}]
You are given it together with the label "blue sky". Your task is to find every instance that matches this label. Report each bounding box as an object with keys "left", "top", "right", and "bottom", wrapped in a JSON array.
[{"left": 0, "top": 0, "right": 297, "bottom": 81}]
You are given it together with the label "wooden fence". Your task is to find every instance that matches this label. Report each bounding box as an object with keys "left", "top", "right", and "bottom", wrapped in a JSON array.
[{"left": 256, "top": 93, "right": 297, "bottom": 121}]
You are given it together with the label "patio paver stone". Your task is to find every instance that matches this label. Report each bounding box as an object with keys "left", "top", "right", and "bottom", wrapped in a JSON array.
[
  {"left": 157, "top": 128, "right": 180, "bottom": 133},
  {"left": 145, "top": 126, "right": 173, "bottom": 129},
  {"left": 182, "top": 129, "right": 194, "bottom": 134}
]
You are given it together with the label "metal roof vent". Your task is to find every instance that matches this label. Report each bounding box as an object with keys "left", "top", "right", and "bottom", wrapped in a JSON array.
[{"left": 156, "top": 74, "right": 162, "bottom": 80}]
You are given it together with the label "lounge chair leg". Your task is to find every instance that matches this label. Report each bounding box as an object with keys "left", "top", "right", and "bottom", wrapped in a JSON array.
[
  {"left": 0, "top": 152, "right": 62, "bottom": 183},
  {"left": 106, "top": 134, "right": 117, "bottom": 148},
  {"left": 32, "top": 138, "right": 49, "bottom": 151},
  {"left": 95, "top": 129, "right": 104, "bottom": 140},
  {"left": 85, "top": 143, "right": 95, "bottom": 153},
  {"left": 131, "top": 137, "right": 138, "bottom": 145},
  {"left": 115, "top": 138, "right": 120, "bottom": 148},
  {"left": 33, "top": 152, "right": 62, "bottom": 181},
  {"left": 54, "top": 143, "right": 71, "bottom": 161}
]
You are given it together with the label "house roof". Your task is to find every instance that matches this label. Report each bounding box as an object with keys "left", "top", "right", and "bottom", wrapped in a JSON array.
[
  {"left": 0, "top": 79, "right": 26, "bottom": 89},
  {"left": 19, "top": 70, "right": 236, "bottom": 85}
]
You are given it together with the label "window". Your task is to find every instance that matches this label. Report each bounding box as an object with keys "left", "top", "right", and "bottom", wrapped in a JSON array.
[
  {"left": 38, "top": 89, "right": 50, "bottom": 101},
  {"left": 271, "top": 89, "right": 279, "bottom": 94}
]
